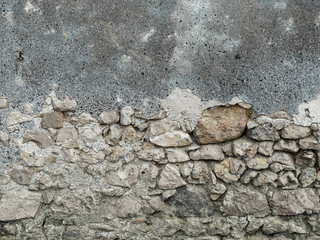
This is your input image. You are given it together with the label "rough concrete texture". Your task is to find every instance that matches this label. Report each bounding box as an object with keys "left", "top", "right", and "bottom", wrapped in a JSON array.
[{"left": 1, "top": 0, "right": 320, "bottom": 116}]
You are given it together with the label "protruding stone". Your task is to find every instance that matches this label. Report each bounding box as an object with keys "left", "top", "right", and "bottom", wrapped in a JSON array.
[
  {"left": 262, "top": 217, "right": 306, "bottom": 234},
  {"left": 213, "top": 158, "right": 246, "bottom": 183},
  {"left": 277, "top": 171, "right": 298, "bottom": 188},
  {"left": 158, "top": 164, "right": 186, "bottom": 189},
  {"left": 105, "top": 164, "right": 139, "bottom": 188},
  {"left": 56, "top": 124, "right": 79, "bottom": 148},
  {"left": 258, "top": 141, "right": 274, "bottom": 156},
  {"left": 280, "top": 124, "right": 312, "bottom": 139},
  {"left": 241, "top": 170, "right": 259, "bottom": 184},
  {"left": 299, "top": 167, "right": 316, "bottom": 187},
  {"left": 166, "top": 148, "right": 190, "bottom": 162},
  {"left": 120, "top": 106, "right": 134, "bottom": 125},
  {"left": 208, "top": 216, "right": 232, "bottom": 236},
  {"left": 252, "top": 170, "right": 278, "bottom": 186},
  {"left": 41, "top": 111, "right": 64, "bottom": 129},
  {"left": 299, "top": 136, "right": 320, "bottom": 150},
  {"left": 52, "top": 96, "right": 77, "bottom": 111},
  {"left": 269, "top": 188, "right": 320, "bottom": 215},
  {"left": 136, "top": 143, "right": 165, "bottom": 162},
  {"left": 269, "top": 111, "right": 293, "bottom": 120},
  {"left": 150, "top": 217, "right": 183, "bottom": 237},
  {"left": 7, "top": 111, "right": 32, "bottom": 127},
  {"left": 221, "top": 187, "right": 271, "bottom": 217},
  {"left": 0, "top": 96, "right": 9, "bottom": 109},
  {"left": 268, "top": 152, "right": 295, "bottom": 170},
  {"left": 193, "top": 105, "right": 250, "bottom": 144},
  {"left": 246, "top": 156, "right": 269, "bottom": 170},
  {"left": 208, "top": 182, "right": 227, "bottom": 200},
  {"left": 105, "top": 124, "right": 123, "bottom": 145},
  {"left": 296, "top": 151, "right": 316, "bottom": 166},
  {"left": 189, "top": 144, "right": 224, "bottom": 161},
  {"left": 182, "top": 218, "right": 207, "bottom": 237},
  {"left": 23, "top": 129, "right": 55, "bottom": 148},
  {"left": 247, "top": 123, "right": 280, "bottom": 141},
  {"left": 190, "top": 161, "right": 209, "bottom": 184},
  {"left": 0, "top": 190, "right": 42, "bottom": 221},
  {"left": 99, "top": 110, "right": 119, "bottom": 124},
  {"left": 149, "top": 121, "right": 192, "bottom": 147},
  {"left": 274, "top": 139, "right": 299, "bottom": 153},
  {"left": 232, "top": 137, "right": 258, "bottom": 158}
]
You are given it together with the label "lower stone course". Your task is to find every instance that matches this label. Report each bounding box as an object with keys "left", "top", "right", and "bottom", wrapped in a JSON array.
[{"left": 1, "top": 92, "right": 320, "bottom": 239}]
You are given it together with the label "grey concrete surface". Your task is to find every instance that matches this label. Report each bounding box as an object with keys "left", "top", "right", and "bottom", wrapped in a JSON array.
[{"left": 0, "top": 0, "right": 320, "bottom": 116}]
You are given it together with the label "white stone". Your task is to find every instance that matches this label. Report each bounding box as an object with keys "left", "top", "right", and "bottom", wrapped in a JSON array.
[
  {"left": 99, "top": 110, "right": 119, "bottom": 124},
  {"left": 120, "top": 106, "right": 134, "bottom": 125},
  {"left": 166, "top": 148, "right": 190, "bottom": 162},
  {"left": 0, "top": 190, "right": 42, "bottom": 221},
  {"left": 232, "top": 137, "right": 258, "bottom": 158},
  {"left": 7, "top": 111, "right": 32, "bottom": 127},
  {"left": 52, "top": 95, "right": 77, "bottom": 111},
  {"left": 105, "top": 164, "right": 139, "bottom": 188},
  {"left": 69, "top": 113, "right": 96, "bottom": 126},
  {"left": 189, "top": 144, "right": 224, "bottom": 161},
  {"left": 281, "top": 124, "right": 311, "bottom": 139},
  {"left": 246, "top": 156, "right": 269, "bottom": 170},
  {"left": 158, "top": 164, "right": 186, "bottom": 189}
]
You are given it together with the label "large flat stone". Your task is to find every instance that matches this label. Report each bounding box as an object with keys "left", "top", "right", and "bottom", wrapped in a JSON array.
[
  {"left": 221, "top": 186, "right": 271, "bottom": 217},
  {"left": 193, "top": 105, "right": 250, "bottom": 144},
  {"left": 0, "top": 191, "right": 42, "bottom": 221}
]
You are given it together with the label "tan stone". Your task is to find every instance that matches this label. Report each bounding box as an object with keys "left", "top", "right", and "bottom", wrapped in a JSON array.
[
  {"left": 41, "top": 111, "right": 64, "bottom": 129},
  {"left": 149, "top": 121, "right": 192, "bottom": 147},
  {"left": 52, "top": 96, "right": 77, "bottom": 111},
  {"left": 193, "top": 105, "right": 250, "bottom": 144},
  {"left": 0, "top": 96, "right": 9, "bottom": 109},
  {"left": 7, "top": 111, "right": 32, "bottom": 127},
  {"left": 213, "top": 158, "right": 246, "bottom": 183},
  {"left": 23, "top": 129, "right": 55, "bottom": 148},
  {"left": 0, "top": 190, "right": 42, "bottom": 221},
  {"left": 158, "top": 164, "right": 186, "bottom": 189}
]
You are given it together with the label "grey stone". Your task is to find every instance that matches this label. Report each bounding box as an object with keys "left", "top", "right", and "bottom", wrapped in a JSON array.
[
  {"left": 167, "top": 187, "right": 214, "bottom": 217},
  {"left": 208, "top": 182, "right": 227, "bottom": 200},
  {"left": 213, "top": 158, "right": 246, "bottom": 183},
  {"left": 258, "top": 141, "right": 274, "bottom": 156},
  {"left": 273, "top": 139, "right": 299, "bottom": 153},
  {"left": 269, "top": 111, "right": 293, "bottom": 120},
  {"left": 149, "top": 121, "right": 192, "bottom": 147},
  {"left": 262, "top": 217, "right": 307, "bottom": 234},
  {"left": 269, "top": 188, "right": 320, "bottom": 215},
  {"left": 23, "top": 129, "right": 55, "bottom": 148},
  {"left": 247, "top": 122, "right": 280, "bottom": 141},
  {"left": 56, "top": 124, "right": 79, "bottom": 148},
  {"left": 105, "top": 123, "right": 123, "bottom": 145},
  {"left": 52, "top": 96, "right": 77, "bottom": 112},
  {"left": 299, "top": 167, "right": 316, "bottom": 187},
  {"left": 246, "top": 216, "right": 264, "bottom": 234},
  {"left": 0, "top": 190, "right": 42, "bottom": 221},
  {"left": 7, "top": 111, "right": 32, "bottom": 127},
  {"left": 182, "top": 218, "right": 207, "bottom": 237},
  {"left": 150, "top": 217, "right": 183, "bottom": 237},
  {"left": 277, "top": 171, "right": 298, "bottom": 188},
  {"left": 299, "top": 136, "right": 320, "bottom": 150},
  {"left": 232, "top": 137, "right": 258, "bottom": 158},
  {"left": 208, "top": 216, "right": 232, "bottom": 236},
  {"left": 296, "top": 151, "right": 316, "bottom": 166},
  {"left": 10, "top": 165, "right": 35, "bottom": 185},
  {"left": 190, "top": 161, "right": 209, "bottom": 184},
  {"left": 252, "top": 170, "right": 278, "bottom": 187},
  {"left": 280, "top": 124, "right": 312, "bottom": 139},
  {"left": 268, "top": 152, "right": 295, "bottom": 170},
  {"left": 99, "top": 110, "right": 119, "bottom": 124},
  {"left": 88, "top": 223, "right": 114, "bottom": 232},
  {"left": 162, "top": 189, "right": 176, "bottom": 200},
  {"left": 115, "top": 195, "right": 143, "bottom": 218},
  {"left": 308, "top": 214, "right": 320, "bottom": 235},
  {"left": 158, "top": 164, "right": 186, "bottom": 189},
  {"left": 241, "top": 170, "right": 259, "bottom": 184},
  {"left": 189, "top": 144, "right": 225, "bottom": 161},
  {"left": 246, "top": 155, "right": 269, "bottom": 170},
  {"left": 221, "top": 187, "right": 271, "bottom": 217},
  {"left": 193, "top": 105, "right": 250, "bottom": 144},
  {"left": 120, "top": 106, "right": 134, "bottom": 125},
  {"left": 105, "top": 164, "right": 139, "bottom": 187},
  {"left": 166, "top": 148, "right": 190, "bottom": 162},
  {"left": 41, "top": 111, "right": 65, "bottom": 129},
  {"left": 179, "top": 161, "right": 194, "bottom": 177}
]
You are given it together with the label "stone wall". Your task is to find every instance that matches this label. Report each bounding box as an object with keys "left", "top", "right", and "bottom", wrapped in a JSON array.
[{"left": 1, "top": 90, "right": 320, "bottom": 239}]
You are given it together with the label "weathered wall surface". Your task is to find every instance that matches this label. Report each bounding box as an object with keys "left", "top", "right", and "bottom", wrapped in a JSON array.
[
  {"left": 1, "top": 0, "right": 320, "bottom": 115},
  {"left": 1, "top": 93, "right": 320, "bottom": 239},
  {"left": 1, "top": 0, "right": 320, "bottom": 239}
]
